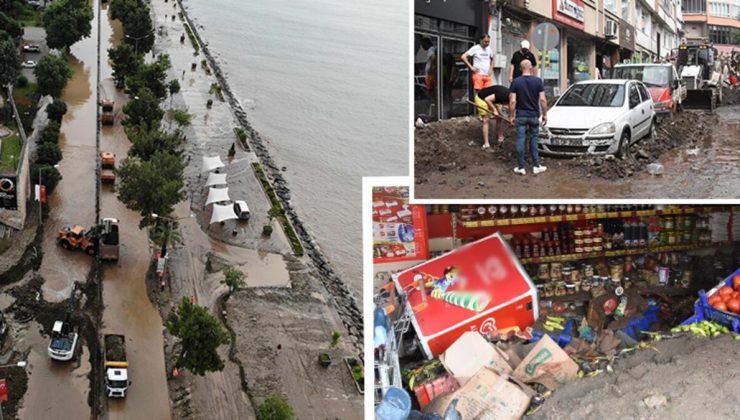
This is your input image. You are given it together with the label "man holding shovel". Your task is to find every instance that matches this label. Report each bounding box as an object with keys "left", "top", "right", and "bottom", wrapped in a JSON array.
[{"left": 472, "top": 85, "right": 512, "bottom": 150}]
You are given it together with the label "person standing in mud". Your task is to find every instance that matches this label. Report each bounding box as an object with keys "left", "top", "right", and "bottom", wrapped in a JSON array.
[
  {"left": 508, "top": 59, "right": 547, "bottom": 176},
  {"left": 461, "top": 34, "right": 494, "bottom": 94},
  {"left": 509, "top": 40, "right": 537, "bottom": 83},
  {"left": 474, "top": 84, "right": 510, "bottom": 150}
]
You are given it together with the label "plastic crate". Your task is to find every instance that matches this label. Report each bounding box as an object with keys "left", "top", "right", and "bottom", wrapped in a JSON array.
[
  {"left": 684, "top": 268, "right": 740, "bottom": 333},
  {"left": 617, "top": 304, "right": 660, "bottom": 341},
  {"left": 532, "top": 319, "right": 575, "bottom": 347}
]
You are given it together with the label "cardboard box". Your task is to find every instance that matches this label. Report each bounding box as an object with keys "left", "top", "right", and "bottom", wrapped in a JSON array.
[
  {"left": 426, "top": 368, "right": 531, "bottom": 420},
  {"left": 394, "top": 233, "right": 538, "bottom": 359},
  {"left": 439, "top": 331, "right": 512, "bottom": 385},
  {"left": 513, "top": 335, "right": 579, "bottom": 390}
]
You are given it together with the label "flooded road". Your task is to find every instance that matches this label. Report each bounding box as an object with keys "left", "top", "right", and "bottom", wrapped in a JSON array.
[
  {"left": 18, "top": 322, "right": 91, "bottom": 419},
  {"left": 415, "top": 108, "right": 740, "bottom": 199},
  {"left": 98, "top": 4, "right": 170, "bottom": 419}
]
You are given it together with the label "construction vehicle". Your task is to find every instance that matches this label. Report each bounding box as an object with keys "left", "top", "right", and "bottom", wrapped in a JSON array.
[
  {"left": 48, "top": 287, "right": 79, "bottom": 361},
  {"left": 100, "top": 99, "right": 114, "bottom": 125},
  {"left": 57, "top": 218, "right": 120, "bottom": 261},
  {"left": 101, "top": 152, "right": 116, "bottom": 184},
  {"left": 104, "top": 334, "right": 130, "bottom": 398},
  {"left": 676, "top": 40, "right": 724, "bottom": 110}
]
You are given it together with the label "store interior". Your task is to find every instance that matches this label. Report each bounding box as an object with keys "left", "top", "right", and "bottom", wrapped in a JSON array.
[{"left": 372, "top": 189, "right": 739, "bottom": 418}]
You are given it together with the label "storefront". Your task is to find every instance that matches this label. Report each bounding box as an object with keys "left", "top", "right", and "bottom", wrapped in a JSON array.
[
  {"left": 500, "top": 9, "right": 531, "bottom": 87},
  {"left": 374, "top": 196, "right": 740, "bottom": 417},
  {"left": 552, "top": 0, "right": 594, "bottom": 93},
  {"left": 414, "top": 0, "right": 486, "bottom": 121}
]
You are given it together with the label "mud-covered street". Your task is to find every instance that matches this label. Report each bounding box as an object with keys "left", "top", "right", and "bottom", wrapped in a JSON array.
[{"left": 414, "top": 96, "right": 740, "bottom": 199}]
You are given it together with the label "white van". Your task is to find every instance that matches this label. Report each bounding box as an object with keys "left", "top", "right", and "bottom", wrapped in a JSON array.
[{"left": 233, "top": 200, "right": 251, "bottom": 220}]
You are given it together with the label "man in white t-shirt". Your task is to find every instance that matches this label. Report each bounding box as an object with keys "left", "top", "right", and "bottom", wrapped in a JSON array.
[{"left": 461, "top": 34, "right": 494, "bottom": 93}]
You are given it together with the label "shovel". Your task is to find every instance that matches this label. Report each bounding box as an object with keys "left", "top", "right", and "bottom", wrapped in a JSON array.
[{"left": 465, "top": 99, "right": 514, "bottom": 125}]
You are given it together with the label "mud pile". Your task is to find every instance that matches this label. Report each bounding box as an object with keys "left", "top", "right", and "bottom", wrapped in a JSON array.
[
  {"left": 576, "top": 111, "right": 717, "bottom": 180},
  {"left": 531, "top": 334, "right": 740, "bottom": 419},
  {"left": 722, "top": 87, "right": 740, "bottom": 106}
]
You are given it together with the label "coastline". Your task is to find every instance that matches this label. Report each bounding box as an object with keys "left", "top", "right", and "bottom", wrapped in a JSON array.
[{"left": 174, "top": 0, "right": 362, "bottom": 332}]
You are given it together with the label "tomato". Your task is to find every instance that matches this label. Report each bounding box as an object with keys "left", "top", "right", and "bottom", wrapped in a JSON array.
[
  {"left": 713, "top": 301, "right": 728, "bottom": 312},
  {"left": 719, "top": 286, "right": 734, "bottom": 296},
  {"left": 733, "top": 275, "right": 740, "bottom": 290},
  {"left": 724, "top": 293, "right": 734, "bottom": 303},
  {"left": 708, "top": 295, "right": 723, "bottom": 306},
  {"left": 727, "top": 299, "right": 740, "bottom": 314}
]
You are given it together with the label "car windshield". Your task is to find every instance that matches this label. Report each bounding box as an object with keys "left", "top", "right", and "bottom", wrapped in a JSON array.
[
  {"left": 613, "top": 66, "right": 670, "bottom": 87},
  {"left": 557, "top": 84, "right": 624, "bottom": 107}
]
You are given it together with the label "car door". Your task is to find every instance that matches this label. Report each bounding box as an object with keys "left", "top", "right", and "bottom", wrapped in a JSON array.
[
  {"left": 637, "top": 82, "right": 654, "bottom": 137},
  {"left": 627, "top": 82, "right": 643, "bottom": 141}
]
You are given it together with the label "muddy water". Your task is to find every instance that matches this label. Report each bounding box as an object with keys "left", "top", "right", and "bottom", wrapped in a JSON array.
[
  {"left": 38, "top": 47, "right": 98, "bottom": 303},
  {"left": 213, "top": 247, "right": 290, "bottom": 287},
  {"left": 18, "top": 322, "right": 91, "bottom": 419},
  {"left": 98, "top": 5, "right": 171, "bottom": 420}
]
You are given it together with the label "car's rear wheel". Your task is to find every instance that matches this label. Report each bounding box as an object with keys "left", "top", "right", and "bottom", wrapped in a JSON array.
[
  {"left": 60, "top": 240, "right": 71, "bottom": 250},
  {"left": 647, "top": 119, "right": 657, "bottom": 139},
  {"left": 616, "top": 130, "right": 631, "bottom": 159}
]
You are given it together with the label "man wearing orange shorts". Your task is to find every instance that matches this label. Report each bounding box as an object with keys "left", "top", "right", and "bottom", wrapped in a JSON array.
[{"left": 461, "top": 34, "right": 494, "bottom": 93}]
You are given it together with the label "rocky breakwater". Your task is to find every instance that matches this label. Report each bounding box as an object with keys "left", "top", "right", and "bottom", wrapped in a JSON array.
[{"left": 176, "top": 0, "right": 362, "bottom": 344}]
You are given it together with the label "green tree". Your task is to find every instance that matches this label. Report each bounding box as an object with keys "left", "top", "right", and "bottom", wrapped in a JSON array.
[
  {"left": 0, "top": 12, "right": 23, "bottom": 41},
  {"left": 117, "top": 151, "right": 186, "bottom": 228},
  {"left": 40, "top": 120, "right": 61, "bottom": 144},
  {"left": 126, "top": 124, "right": 184, "bottom": 160},
  {"left": 256, "top": 394, "right": 295, "bottom": 420},
  {"left": 46, "top": 99, "right": 68, "bottom": 123},
  {"left": 166, "top": 297, "right": 230, "bottom": 376},
  {"left": 37, "top": 142, "right": 63, "bottom": 165},
  {"left": 168, "top": 79, "right": 180, "bottom": 106},
  {"left": 222, "top": 266, "right": 246, "bottom": 294},
  {"left": 0, "top": 37, "right": 20, "bottom": 86},
  {"left": 34, "top": 54, "right": 73, "bottom": 98},
  {"left": 150, "top": 219, "right": 181, "bottom": 256},
  {"left": 170, "top": 108, "right": 192, "bottom": 129},
  {"left": 122, "top": 87, "right": 163, "bottom": 129},
  {"left": 108, "top": 43, "right": 142, "bottom": 86},
  {"left": 109, "top": 0, "right": 141, "bottom": 23},
  {"left": 31, "top": 163, "right": 63, "bottom": 195},
  {"left": 125, "top": 56, "right": 169, "bottom": 98},
  {"left": 42, "top": 0, "right": 93, "bottom": 51},
  {"left": 122, "top": 6, "right": 154, "bottom": 54}
]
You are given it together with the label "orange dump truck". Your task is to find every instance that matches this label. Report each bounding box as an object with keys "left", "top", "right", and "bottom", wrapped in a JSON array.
[
  {"left": 100, "top": 100, "right": 114, "bottom": 125},
  {"left": 101, "top": 152, "right": 115, "bottom": 184}
]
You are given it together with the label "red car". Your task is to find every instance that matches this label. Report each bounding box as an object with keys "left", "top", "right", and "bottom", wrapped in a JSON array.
[{"left": 611, "top": 63, "right": 687, "bottom": 118}]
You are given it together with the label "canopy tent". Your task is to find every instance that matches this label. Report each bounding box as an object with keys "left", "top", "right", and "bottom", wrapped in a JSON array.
[
  {"left": 210, "top": 203, "right": 238, "bottom": 224},
  {"left": 205, "top": 172, "right": 228, "bottom": 187},
  {"left": 205, "top": 187, "right": 230, "bottom": 205},
  {"left": 202, "top": 155, "right": 225, "bottom": 172}
]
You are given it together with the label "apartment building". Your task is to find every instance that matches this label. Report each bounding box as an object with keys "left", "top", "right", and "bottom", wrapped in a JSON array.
[
  {"left": 414, "top": 0, "right": 684, "bottom": 121},
  {"left": 682, "top": 0, "right": 740, "bottom": 53}
]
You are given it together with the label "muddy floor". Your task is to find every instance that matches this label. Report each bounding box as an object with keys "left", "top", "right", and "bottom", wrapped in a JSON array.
[
  {"left": 414, "top": 104, "right": 740, "bottom": 199},
  {"left": 531, "top": 333, "right": 740, "bottom": 419}
]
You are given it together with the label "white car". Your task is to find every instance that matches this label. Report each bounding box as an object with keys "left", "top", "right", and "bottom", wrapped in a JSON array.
[
  {"left": 21, "top": 60, "right": 36, "bottom": 68},
  {"left": 539, "top": 79, "right": 656, "bottom": 157}
]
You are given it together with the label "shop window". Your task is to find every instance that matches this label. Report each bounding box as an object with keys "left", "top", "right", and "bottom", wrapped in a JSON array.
[
  {"left": 566, "top": 35, "right": 593, "bottom": 87},
  {"left": 414, "top": 33, "right": 439, "bottom": 121},
  {"left": 440, "top": 38, "right": 473, "bottom": 119}
]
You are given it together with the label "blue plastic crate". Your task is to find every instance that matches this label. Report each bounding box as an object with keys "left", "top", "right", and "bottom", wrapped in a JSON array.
[
  {"left": 617, "top": 303, "right": 660, "bottom": 340},
  {"left": 532, "top": 319, "right": 575, "bottom": 347},
  {"left": 684, "top": 268, "right": 740, "bottom": 333}
]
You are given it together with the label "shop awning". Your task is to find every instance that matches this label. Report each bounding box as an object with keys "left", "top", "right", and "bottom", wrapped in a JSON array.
[
  {"left": 205, "top": 187, "right": 230, "bottom": 205},
  {"left": 202, "top": 155, "right": 225, "bottom": 172},
  {"left": 205, "top": 172, "right": 228, "bottom": 187},
  {"left": 210, "top": 203, "right": 238, "bottom": 224}
]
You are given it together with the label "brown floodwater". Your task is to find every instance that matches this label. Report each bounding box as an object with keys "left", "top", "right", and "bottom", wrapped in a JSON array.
[{"left": 98, "top": 5, "right": 171, "bottom": 419}]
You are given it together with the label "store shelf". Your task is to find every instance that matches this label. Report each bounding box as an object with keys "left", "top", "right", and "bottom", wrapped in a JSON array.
[
  {"left": 459, "top": 206, "right": 738, "bottom": 229},
  {"left": 540, "top": 286, "right": 695, "bottom": 304},
  {"left": 519, "top": 242, "right": 720, "bottom": 264}
]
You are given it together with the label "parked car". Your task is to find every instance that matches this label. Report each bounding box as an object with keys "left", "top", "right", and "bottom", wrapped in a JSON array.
[
  {"left": 233, "top": 200, "right": 251, "bottom": 220},
  {"left": 21, "top": 60, "right": 36, "bottom": 68},
  {"left": 539, "top": 79, "right": 656, "bottom": 158},
  {"left": 611, "top": 63, "right": 686, "bottom": 118},
  {"left": 22, "top": 44, "right": 41, "bottom": 53}
]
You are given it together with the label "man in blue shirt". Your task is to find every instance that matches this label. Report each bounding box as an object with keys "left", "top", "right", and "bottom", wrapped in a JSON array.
[{"left": 508, "top": 60, "right": 548, "bottom": 175}]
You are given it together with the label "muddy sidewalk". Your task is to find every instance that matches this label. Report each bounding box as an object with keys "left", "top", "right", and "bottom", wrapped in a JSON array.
[{"left": 414, "top": 107, "right": 740, "bottom": 199}]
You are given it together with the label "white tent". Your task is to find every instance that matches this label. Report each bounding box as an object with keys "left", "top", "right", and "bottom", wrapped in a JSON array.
[
  {"left": 202, "top": 155, "right": 225, "bottom": 172},
  {"left": 210, "top": 203, "right": 238, "bottom": 224},
  {"left": 205, "top": 172, "right": 228, "bottom": 187},
  {"left": 205, "top": 187, "right": 230, "bottom": 205}
]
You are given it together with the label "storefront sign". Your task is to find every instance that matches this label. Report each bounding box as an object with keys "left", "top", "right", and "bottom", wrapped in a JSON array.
[
  {"left": 552, "top": 0, "right": 585, "bottom": 30},
  {"left": 372, "top": 186, "right": 429, "bottom": 264},
  {"left": 394, "top": 233, "right": 538, "bottom": 358},
  {"left": 0, "top": 175, "right": 17, "bottom": 210},
  {"left": 619, "top": 19, "right": 635, "bottom": 51}
]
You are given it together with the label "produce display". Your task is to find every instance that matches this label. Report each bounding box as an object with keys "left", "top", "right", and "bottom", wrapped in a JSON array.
[{"left": 706, "top": 274, "right": 740, "bottom": 314}]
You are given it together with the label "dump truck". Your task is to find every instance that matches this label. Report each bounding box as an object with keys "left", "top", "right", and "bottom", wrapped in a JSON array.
[
  {"left": 677, "top": 40, "right": 724, "bottom": 110},
  {"left": 101, "top": 151, "right": 115, "bottom": 184},
  {"left": 104, "top": 334, "right": 130, "bottom": 398},
  {"left": 57, "top": 218, "right": 120, "bottom": 261},
  {"left": 100, "top": 99, "right": 114, "bottom": 125}
]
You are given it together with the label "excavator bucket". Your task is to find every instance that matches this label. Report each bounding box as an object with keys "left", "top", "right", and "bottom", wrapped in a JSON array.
[{"left": 683, "top": 89, "right": 716, "bottom": 110}]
